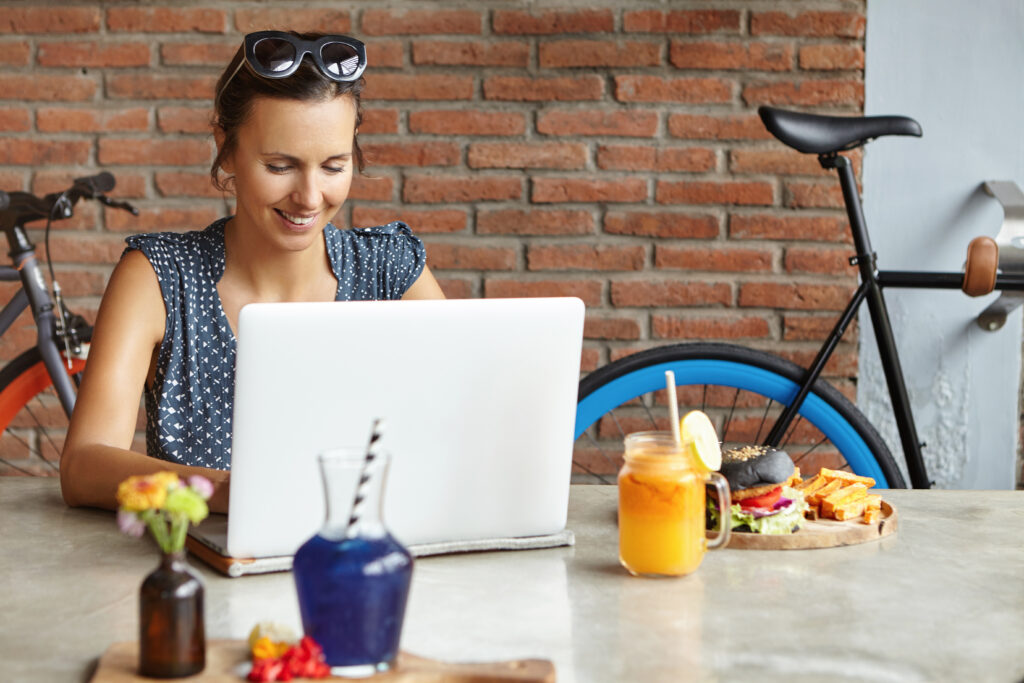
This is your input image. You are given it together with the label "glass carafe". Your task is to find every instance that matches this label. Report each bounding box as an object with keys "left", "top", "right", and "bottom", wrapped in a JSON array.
[{"left": 293, "top": 449, "right": 413, "bottom": 677}]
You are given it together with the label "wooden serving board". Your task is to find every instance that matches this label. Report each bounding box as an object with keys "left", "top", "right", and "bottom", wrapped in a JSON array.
[
  {"left": 92, "top": 640, "right": 555, "bottom": 682},
  {"left": 721, "top": 500, "right": 897, "bottom": 550}
]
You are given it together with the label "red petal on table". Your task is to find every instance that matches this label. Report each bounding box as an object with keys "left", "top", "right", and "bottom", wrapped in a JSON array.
[{"left": 248, "top": 657, "right": 285, "bottom": 682}]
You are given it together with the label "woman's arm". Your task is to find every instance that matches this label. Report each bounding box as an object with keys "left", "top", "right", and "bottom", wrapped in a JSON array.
[
  {"left": 60, "top": 250, "right": 229, "bottom": 512},
  {"left": 401, "top": 265, "right": 446, "bottom": 300}
]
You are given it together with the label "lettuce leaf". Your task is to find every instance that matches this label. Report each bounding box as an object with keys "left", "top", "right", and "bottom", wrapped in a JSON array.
[{"left": 708, "top": 486, "right": 808, "bottom": 535}]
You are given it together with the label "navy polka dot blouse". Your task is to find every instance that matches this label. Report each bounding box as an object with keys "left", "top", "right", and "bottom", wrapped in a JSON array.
[{"left": 124, "top": 217, "right": 426, "bottom": 470}]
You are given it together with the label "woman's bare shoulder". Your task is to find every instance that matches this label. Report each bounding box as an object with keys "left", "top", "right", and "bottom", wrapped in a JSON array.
[
  {"left": 114, "top": 247, "right": 158, "bottom": 277},
  {"left": 95, "top": 249, "right": 166, "bottom": 343}
]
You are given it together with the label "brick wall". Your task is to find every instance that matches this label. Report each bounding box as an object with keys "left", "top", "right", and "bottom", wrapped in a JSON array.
[{"left": 0, "top": 1, "right": 867, "bottom": 466}]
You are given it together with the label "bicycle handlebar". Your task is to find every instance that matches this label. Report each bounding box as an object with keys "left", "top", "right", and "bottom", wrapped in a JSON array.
[
  {"left": 70, "top": 171, "right": 116, "bottom": 199},
  {"left": 0, "top": 171, "right": 136, "bottom": 227}
]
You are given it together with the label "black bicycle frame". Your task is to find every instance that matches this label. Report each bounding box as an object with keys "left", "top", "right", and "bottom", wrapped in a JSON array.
[{"left": 762, "top": 153, "right": 992, "bottom": 489}]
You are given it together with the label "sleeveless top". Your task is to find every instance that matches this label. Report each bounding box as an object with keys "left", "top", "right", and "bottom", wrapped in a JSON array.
[{"left": 123, "top": 217, "right": 426, "bottom": 470}]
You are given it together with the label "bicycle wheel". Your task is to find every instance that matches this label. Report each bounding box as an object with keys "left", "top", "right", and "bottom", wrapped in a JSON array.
[
  {"left": 0, "top": 338, "right": 89, "bottom": 476},
  {"left": 574, "top": 342, "right": 906, "bottom": 488}
]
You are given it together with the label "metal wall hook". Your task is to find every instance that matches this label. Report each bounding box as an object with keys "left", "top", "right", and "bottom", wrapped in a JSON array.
[{"left": 978, "top": 180, "right": 1024, "bottom": 330}]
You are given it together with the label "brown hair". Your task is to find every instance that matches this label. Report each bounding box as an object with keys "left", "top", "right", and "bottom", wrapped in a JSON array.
[{"left": 210, "top": 31, "right": 366, "bottom": 192}]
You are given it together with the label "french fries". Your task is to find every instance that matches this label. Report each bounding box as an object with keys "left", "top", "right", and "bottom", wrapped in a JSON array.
[
  {"left": 833, "top": 494, "right": 881, "bottom": 521},
  {"left": 820, "top": 483, "right": 868, "bottom": 516},
  {"left": 818, "top": 467, "right": 876, "bottom": 489},
  {"left": 863, "top": 507, "right": 883, "bottom": 524},
  {"left": 797, "top": 474, "right": 832, "bottom": 498},
  {"left": 797, "top": 469, "right": 883, "bottom": 524},
  {"left": 802, "top": 478, "right": 842, "bottom": 506}
]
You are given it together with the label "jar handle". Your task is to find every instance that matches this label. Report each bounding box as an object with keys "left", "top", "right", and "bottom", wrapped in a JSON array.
[{"left": 706, "top": 471, "right": 732, "bottom": 549}]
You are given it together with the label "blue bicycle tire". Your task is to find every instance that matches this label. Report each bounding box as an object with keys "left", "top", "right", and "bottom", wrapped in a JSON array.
[{"left": 575, "top": 343, "right": 905, "bottom": 488}]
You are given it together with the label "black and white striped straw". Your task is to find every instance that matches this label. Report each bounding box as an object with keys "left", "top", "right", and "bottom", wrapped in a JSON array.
[{"left": 345, "top": 418, "right": 385, "bottom": 538}]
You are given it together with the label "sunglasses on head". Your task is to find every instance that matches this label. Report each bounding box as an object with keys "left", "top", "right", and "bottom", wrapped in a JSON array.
[{"left": 219, "top": 31, "right": 367, "bottom": 98}]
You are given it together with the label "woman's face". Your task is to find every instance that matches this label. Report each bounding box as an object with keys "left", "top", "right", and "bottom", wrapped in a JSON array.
[{"left": 220, "top": 94, "right": 357, "bottom": 252}]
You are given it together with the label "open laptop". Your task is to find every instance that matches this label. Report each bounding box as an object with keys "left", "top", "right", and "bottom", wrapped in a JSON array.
[{"left": 188, "top": 297, "right": 584, "bottom": 575}]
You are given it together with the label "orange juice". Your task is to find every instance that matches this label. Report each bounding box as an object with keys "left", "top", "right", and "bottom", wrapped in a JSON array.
[{"left": 617, "top": 432, "right": 731, "bottom": 577}]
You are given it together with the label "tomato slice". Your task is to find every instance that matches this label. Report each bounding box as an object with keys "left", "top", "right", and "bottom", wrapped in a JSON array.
[{"left": 738, "top": 486, "right": 783, "bottom": 509}]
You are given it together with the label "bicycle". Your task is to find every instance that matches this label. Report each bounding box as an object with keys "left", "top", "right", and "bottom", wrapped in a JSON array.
[
  {"left": 0, "top": 173, "right": 136, "bottom": 476},
  {"left": 573, "top": 106, "right": 1019, "bottom": 489}
]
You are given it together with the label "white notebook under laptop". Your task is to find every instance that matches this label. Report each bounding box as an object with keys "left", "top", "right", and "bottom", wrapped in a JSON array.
[{"left": 188, "top": 297, "right": 584, "bottom": 575}]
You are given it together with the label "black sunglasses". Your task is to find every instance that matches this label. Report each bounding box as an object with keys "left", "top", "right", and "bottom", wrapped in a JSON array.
[{"left": 219, "top": 31, "right": 367, "bottom": 97}]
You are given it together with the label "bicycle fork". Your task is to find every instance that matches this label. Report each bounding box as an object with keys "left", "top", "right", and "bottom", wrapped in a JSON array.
[
  {"left": 3, "top": 227, "right": 81, "bottom": 417},
  {"left": 765, "top": 154, "right": 931, "bottom": 488}
]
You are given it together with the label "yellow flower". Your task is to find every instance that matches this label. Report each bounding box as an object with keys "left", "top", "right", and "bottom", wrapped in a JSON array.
[
  {"left": 248, "top": 622, "right": 297, "bottom": 659},
  {"left": 251, "top": 636, "right": 291, "bottom": 660},
  {"left": 116, "top": 472, "right": 180, "bottom": 512},
  {"left": 150, "top": 471, "right": 181, "bottom": 491}
]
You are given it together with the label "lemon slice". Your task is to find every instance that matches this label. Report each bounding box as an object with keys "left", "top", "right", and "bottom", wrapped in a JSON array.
[{"left": 680, "top": 410, "right": 721, "bottom": 471}]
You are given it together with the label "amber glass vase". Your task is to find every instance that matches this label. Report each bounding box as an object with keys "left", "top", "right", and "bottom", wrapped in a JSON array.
[{"left": 138, "top": 550, "right": 205, "bottom": 678}]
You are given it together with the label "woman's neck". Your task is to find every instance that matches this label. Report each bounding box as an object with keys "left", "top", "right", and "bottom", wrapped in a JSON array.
[{"left": 220, "top": 217, "right": 336, "bottom": 303}]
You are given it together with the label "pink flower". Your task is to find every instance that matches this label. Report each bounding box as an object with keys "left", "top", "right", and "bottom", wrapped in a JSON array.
[
  {"left": 117, "top": 509, "right": 146, "bottom": 538},
  {"left": 187, "top": 475, "right": 214, "bottom": 500}
]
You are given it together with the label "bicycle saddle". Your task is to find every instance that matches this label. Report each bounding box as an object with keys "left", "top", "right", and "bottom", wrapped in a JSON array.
[{"left": 758, "top": 106, "right": 922, "bottom": 154}]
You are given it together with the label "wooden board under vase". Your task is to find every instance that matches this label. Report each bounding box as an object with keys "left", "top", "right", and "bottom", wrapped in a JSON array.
[
  {"left": 721, "top": 500, "right": 898, "bottom": 550},
  {"left": 91, "top": 640, "right": 555, "bottom": 682}
]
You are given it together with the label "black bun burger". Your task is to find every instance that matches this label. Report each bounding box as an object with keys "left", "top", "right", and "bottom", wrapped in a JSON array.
[{"left": 708, "top": 445, "right": 807, "bottom": 535}]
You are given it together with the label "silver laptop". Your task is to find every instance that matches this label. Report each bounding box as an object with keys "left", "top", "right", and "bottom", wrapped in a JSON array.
[{"left": 207, "top": 297, "right": 583, "bottom": 560}]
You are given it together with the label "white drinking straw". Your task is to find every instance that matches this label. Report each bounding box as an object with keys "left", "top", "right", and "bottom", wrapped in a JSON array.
[
  {"left": 665, "top": 370, "right": 682, "bottom": 447},
  {"left": 345, "top": 417, "right": 385, "bottom": 538}
]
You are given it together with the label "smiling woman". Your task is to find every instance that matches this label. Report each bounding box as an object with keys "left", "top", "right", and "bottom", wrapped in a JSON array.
[
  {"left": 59, "top": 31, "right": 445, "bottom": 513},
  {"left": 214, "top": 96, "right": 363, "bottom": 330}
]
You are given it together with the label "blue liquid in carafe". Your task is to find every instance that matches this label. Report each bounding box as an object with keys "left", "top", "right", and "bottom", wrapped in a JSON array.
[{"left": 293, "top": 532, "right": 413, "bottom": 668}]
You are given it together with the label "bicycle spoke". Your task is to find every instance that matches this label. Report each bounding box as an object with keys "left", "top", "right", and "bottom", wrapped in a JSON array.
[
  {"left": 780, "top": 414, "right": 805, "bottom": 449},
  {"left": 754, "top": 398, "right": 775, "bottom": 444},
  {"left": 721, "top": 387, "right": 740, "bottom": 442},
  {"left": 574, "top": 446, "right": 614, "bottom": 484},
  {"left": 24, "top": 397, "right": 60, "bottom": 472},
  {"left": 0, "top": 384, "right": 68, "bottom": 476},
  {"left": 609, "top": 408, "right": 628, "bottom": 439},
  {"left": 1, "top": 426, "right": 53, "bottom": 472},
  {"left": 701, "top": 384, "right": 707, "bottom": 413},
  {"left": 0, "top": 457, "right": 36, "bottom": 476},
  {"left": 640, "top": 398, "right": 658, "bottom": 431},
  {"left": 581, "top": 430, "right": 616, "bottom": 484},
  {"left": 791, "top": 433, "right": 828, "bottom": 467}
]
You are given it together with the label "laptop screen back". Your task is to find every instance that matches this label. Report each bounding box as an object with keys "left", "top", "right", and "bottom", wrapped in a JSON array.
[{"left": 227, "top": 297, "right": 584, "bottom": 558}]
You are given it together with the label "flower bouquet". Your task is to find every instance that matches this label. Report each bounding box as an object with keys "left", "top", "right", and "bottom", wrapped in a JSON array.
[
  {"left": 116, "top": 471, "right": 213, "bottom": 552},
  {"left": 116, "top": 471, "right": 213, "bottom": 678}
]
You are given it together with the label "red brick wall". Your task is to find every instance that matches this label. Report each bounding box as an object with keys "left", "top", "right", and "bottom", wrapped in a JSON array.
[{"left": 0, "top": 2, "right": 866, "bottom": 386}]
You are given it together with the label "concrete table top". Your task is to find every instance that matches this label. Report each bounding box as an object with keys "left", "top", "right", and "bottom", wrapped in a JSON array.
[{"left": 1, "top": 479, "right": 1022, "bottom": 682}]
